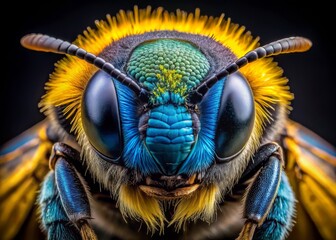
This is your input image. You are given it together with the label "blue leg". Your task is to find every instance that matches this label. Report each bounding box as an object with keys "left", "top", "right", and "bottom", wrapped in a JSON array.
[
  {"left": 39, "top": 172, "right": 81, "bottom": 240},
  {"left": 253, "top": 173, "right": 295, "bottom": 240},
  {"left": 39, "top": 143, "right": 97, "bottom": 240},
  {"left": 237, "top": 143, "right": 291, "bottom": 240}
]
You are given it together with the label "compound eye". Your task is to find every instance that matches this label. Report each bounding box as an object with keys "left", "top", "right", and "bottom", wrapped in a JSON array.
[
  {"left": 82, "top": 70, "right": 123, "bottom": 162},
  {"left": 215, "top": 72, "right": 255, "bottom": 161}
]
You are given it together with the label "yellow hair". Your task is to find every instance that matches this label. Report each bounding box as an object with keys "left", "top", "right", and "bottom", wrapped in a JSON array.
[
  {"left": 40, "top": 6, "right": 292, "bottom": 139},
  {"left": 119, "top": 184, "right": 220, "bottom": 232},
  {"left": 171, "top": 184, "right": 220, "bottom": 230},
  {"left": 119, "top": 185, "right": 165, "bottom": 233}
]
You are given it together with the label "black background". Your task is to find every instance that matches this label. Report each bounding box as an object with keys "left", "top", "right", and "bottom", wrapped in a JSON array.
[{"left": 1, "top": 0, "right": 335, "bottom": 146}]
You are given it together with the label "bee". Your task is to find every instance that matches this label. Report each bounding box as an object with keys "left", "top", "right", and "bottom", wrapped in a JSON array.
[{"left": 1, "top": 6, "right": 335, "bottom": 240}]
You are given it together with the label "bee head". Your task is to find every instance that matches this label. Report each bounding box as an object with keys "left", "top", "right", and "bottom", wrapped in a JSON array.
[{"left": 21, "top": 6, "right": 311, "bottom": 232}]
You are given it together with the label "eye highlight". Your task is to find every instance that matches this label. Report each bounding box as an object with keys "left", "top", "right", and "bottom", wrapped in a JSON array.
[
  {"left": 82, "top": 70, "right": 123, "bottom": 162},
  {"left": 214, "top": 72, "right": 255, "bottom": 161}
]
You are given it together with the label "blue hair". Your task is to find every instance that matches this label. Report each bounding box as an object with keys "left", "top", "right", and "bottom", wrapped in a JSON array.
[
  {"left": 178, "top": 79, "right": 225, "bottom": 175},
  {"left": 114, "top": 80, "right": 161, "bottom": 175},
  {"left": 115, "top": 78, "right": 224, "bottom": 176}
]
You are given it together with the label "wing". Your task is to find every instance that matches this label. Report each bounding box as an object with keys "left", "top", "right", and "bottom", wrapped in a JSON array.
[
  {"left": 0, "top": 120, "right": 53, "bottom": 239},
  {"left": 282, "top": 120, "right": 336, "bottom": 240}
]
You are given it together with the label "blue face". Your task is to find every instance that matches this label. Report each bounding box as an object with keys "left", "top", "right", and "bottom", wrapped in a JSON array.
[
  {"left": 145, "top": 104, "right": 195, "bottom": 175},
  {"left": 126, "top": 39, "right": 210, "bottom": 175},
  {"left": 82, "top": 38, "right": 255, "bottom": 177}
]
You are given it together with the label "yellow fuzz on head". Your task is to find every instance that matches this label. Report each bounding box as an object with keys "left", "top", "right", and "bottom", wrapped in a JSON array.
[
  {"left": 40, "top": 6, "right": 293, "bottom": 144},
  {"left": 170, "top": 184, "right": 220, "bottom": 230},
  {"left": 119, "top": 184, "right": 220, "bottom": 233},
  {"left": 119, "top": 185, "right": 165, "bottom": 233}
]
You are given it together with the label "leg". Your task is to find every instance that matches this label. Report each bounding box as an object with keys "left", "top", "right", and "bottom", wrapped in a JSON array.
[
  {"left": 237, "top": 143, "right": 293, "bottom": 240},
  {"left": 39, "top": 172, "right": 81, "bottom": 240},
  {"left": 40, "top": 143, "right": 97, "bottom": 240},
  {"left": 253, "top": 173, "right": 295, "bottom": 240}
]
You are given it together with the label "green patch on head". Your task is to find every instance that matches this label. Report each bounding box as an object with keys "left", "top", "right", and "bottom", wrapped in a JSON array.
[{"left": 126, "top": 39, "right": 210, "bottom": 104}]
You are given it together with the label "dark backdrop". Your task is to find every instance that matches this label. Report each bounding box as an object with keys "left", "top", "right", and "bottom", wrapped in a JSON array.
[{"left": 1, "top": 0, "right": 335, "bottom": 146}]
